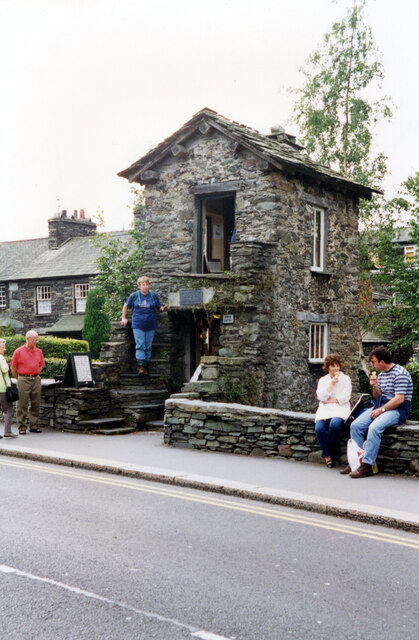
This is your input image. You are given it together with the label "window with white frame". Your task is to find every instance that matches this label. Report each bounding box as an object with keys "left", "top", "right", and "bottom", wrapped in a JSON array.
[
  {"left": 309, "top": 323, "right": 328, "bottom": 362},
  {"left": 0, "top": 285, "right": 6, "bottom": 309},
  {"left": 404, "top": 245, "right": 416, "bottom": 262},
  {"left": 36, "top": 286, "right": 51, "bottom": 314},
  {"left": 312, "top": 207, "right": 325, "bottom": 270},
  {"left": 74, "top": 283, "right": 89, "bottom": 313}
]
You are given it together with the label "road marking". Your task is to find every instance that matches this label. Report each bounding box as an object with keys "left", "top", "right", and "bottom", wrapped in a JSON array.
[
  {"left": 0, "top": 564, "right": 232, "bottom": 640},
  {"left": 1, "top": 457, "right": 418, "bottom": 549}
]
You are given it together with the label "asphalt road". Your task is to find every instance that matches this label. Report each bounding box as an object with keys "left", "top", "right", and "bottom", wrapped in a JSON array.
[{"left": 0, "top": 457, "right": 418, "bottom": 640}]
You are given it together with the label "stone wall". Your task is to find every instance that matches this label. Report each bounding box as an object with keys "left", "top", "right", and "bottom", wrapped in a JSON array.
[
  {"left": 141, "top": 129, "right": 361, "bottom": 413},
  {"left": 164, "top": 398, "right": 419, "bottom": 476},
  {"left": 39, "top": 385, "right": 114, "bottom": 431}
]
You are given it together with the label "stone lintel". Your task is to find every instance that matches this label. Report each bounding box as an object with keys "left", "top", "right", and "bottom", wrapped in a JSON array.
[
  {"left": 297, "top": 312, "right": 339, "bottom": 324},
  {"left": 192, "top": 180, "right": 242, "bottom": 195}
]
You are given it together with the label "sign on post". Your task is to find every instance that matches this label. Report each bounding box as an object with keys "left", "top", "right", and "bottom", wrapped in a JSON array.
[{"left": 62, "top": 352, "right": 95, "bottom": 388}]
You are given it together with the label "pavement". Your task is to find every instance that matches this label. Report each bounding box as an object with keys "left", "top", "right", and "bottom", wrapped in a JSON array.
[{"left": 0, "top": 428, "right": 418, "bottom": 533}]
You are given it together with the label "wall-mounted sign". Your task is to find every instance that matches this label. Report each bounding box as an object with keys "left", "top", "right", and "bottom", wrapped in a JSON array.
[
  {"left": 62, "top": 352, "right": 95, "bottom": 388},
  {"left": 222, "top": 314, "right": 234, "bottom": 324},
  {"left": 179, "top": 288, "right": 204, "bottom": 306}
]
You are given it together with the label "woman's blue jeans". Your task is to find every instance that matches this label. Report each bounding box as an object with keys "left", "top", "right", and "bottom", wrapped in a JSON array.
[
  {"left": 132, "top": 328, "right": 155, "bottom": 365},
  {"left": 350, "top": 407, "right": 400, "bottom": 465},
  {"left": 315, "top": 417, "right": 344, "bottom": 458}
]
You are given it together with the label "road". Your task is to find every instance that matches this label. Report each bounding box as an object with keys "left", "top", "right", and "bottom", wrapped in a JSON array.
[{"left": 0, "top": 457, "right": 418, "bottom": 640}]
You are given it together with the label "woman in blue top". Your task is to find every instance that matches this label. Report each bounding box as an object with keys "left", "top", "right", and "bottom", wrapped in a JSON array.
[{"left": 121, "top": 276, "right": 167, "bottom": 375}]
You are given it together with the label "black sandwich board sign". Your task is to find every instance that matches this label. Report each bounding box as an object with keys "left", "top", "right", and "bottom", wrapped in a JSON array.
[{"left": 62, "top": 352, "right": 95, "bottom": 388}]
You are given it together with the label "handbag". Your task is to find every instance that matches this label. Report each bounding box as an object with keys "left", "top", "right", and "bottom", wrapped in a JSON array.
[{"left": 1, "top": 367, "right": 19, "bottom": 403}]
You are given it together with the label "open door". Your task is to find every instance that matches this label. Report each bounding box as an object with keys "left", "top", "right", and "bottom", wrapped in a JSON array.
[{"left": 198, "top": 195, "right": 235, "bottom": 273}]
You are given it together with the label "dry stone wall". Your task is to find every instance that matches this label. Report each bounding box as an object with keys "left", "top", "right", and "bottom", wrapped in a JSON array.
[{"left": 164, "top": 398, "right": 419, "bottom": 476}]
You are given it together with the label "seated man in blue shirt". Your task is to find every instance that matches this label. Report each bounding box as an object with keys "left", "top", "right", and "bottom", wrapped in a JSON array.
[{"left": 341, "top": 346, "right": 413, "bottom": 478}]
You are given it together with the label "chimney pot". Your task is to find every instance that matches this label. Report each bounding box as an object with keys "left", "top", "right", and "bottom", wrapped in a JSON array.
[
  {"left": 80, "top": 209, "right": 85, "bottom": 219},
  {"left": 61, "top": 209, "right": 67, "bottom": 218}
]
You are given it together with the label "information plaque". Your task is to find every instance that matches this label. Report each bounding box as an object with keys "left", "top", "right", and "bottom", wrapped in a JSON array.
[
  {"left": 179, "top": 288, "right": 204, "bottom": 306},
  {"left": 62, "top": 352, "right": 95, "bottom": 388}
]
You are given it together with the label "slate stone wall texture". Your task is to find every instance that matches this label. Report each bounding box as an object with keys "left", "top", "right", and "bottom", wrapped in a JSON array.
[
  {"left": 140, "top": 129, "right": 360, "bottom": 412},
  {"left": 164, "top": 398, "right": 419, "bottom": 476}
]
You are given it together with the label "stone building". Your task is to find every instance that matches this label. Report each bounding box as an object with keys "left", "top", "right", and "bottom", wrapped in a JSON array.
[
  {"left": 118, "top": 108, "right": 377, "bottom": 413},
  {"left": 0, "top": 212, "right": 129, "bottom": 338}
]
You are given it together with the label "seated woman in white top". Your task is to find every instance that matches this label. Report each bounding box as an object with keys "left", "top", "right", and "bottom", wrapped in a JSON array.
[{"left": 315, "top": 353, "right": 352, "bottom": 468}]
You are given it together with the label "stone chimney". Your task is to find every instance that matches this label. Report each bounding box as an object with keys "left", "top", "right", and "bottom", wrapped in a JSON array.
[{"left": 48, "top": 211, "right": 97, "bottom": 249}]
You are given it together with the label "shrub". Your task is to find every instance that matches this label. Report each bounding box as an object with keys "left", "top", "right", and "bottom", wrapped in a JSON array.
[
  {"left": 82, "top": 288, "right": 111, "bottom": 359},
  {"left": 3, "top": 335, "right": 88, "bottom": 358},
  {"left": 42, "top": 358, "right": 67, "bottom": 379},
  {"left": 0, "top": 324, "right": 15, "bottom": 337}
]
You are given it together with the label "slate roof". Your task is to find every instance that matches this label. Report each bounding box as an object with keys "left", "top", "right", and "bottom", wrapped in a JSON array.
[
  {"left": 45, "top": 314, "right": 85, "bottom": 333},
  {"left": 118, "top": 107, "right": 378, "bottom": 199},
  {"left": 0, "top": 231, "right": 131, "bottom": 281}
]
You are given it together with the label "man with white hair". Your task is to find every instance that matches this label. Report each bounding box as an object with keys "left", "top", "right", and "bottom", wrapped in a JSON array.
[{"left": 11, "top": 330, "right": 45, "bottom": 435}]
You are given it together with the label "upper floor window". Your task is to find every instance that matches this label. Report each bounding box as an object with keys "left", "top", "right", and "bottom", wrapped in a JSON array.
[
  {"left": 36, "top": 286, "right": 51, "bottom": 315},
  {"left": 0, "top": 285, "right": 6, "bottom": 309},
  {"left": 74, "top": 283, "right": 89, "bottom": 313},
  {"left": 312, "top": 207, "right": 325, "bottom": 271},
  {"left": 309, "top": 323, "right": 328, "bottom": 363},
  {"left": 404, "top": 245, "right": 416, "bottom": 262}
]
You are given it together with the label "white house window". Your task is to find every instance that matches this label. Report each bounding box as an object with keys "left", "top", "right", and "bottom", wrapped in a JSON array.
[
  {"left": 404, "top": 245, "right": 416, "bottom": 262},
  {"left": 36, "top": 286, "right": 51, "bottom": 315},
  {"left": 312, "top": 207, "right": 325, "bottom": 270},
  {"left": 309, "top": 323, "right": 328, "bottom": 362},
  {"left": 74, "top": 283, "right": 89, "bottom": 313},
  {"left": 0, "top": 285, "right": 6, "bottom": 308}
]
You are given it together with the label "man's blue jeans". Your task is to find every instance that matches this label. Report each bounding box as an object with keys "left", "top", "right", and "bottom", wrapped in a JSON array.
[
  {"left": 315, "top": 418, "right": 344, "bottom": 458},
  {"left": 132, "top": 328, "right": 155, "bottom": 364},
  {"left": 350, "top": 407, "right": 400, "bottom": 465}
]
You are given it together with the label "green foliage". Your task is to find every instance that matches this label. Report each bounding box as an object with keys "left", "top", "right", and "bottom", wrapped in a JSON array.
[
  {"left": 42, "top": 358, "right": 67, "bottom": 379},
  {"left": 292, "top": 0, "right": 392, "bottom": 198},
  {"left": 82, "top": 288, "right": 111, "bottom": 359},
  {"left": 406, "top": 362, "right": 419, "bottom": 421},
  {"left": 91, "top": 189, "right": 145, "bottom": 320},
  {"left": 360, "top": 174, "right": 419, "bottom": 348},
  {"left": 223, "top": 372, "right": 259, "bottom": 406},
  {"left": 0, "top": 324, "right": 15, "bottom": 337},
  {"left": 3, "top": 335, "right": 88, "bottom": 359}
]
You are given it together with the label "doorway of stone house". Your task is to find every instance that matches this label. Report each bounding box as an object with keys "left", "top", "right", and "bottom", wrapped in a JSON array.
[
  {"left": 197, "top": 195, "right": 235, "bottom": 273},
  {"left": 176, "top": 309, "right": 221, "bottom": 380}
]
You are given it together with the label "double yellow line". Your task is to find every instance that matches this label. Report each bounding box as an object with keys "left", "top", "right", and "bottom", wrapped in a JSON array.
[{"left": 1, "top": 457, "right": 418, "bottom": 550}]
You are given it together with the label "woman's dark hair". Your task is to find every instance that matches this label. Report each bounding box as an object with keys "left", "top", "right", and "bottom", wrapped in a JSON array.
[
  {"left": 322, "top": 353, "right": 343, "bottom": 373},
  {"left": 370, "top": 346, "right": 392, "bottom": 364}
]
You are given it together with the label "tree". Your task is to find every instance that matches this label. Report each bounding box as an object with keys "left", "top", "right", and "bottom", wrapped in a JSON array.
[
  {"left": 82, "top": 288, "right": 111, "bottom": 359},
  {"left": 292, "top": 0, "right": 392, "bottom": 200},
  {"left": 360, "top": 173, "right": 419, "bottom": 349},
  {"left": 91, "top": 189, "right": 145, "bottom": 320}
]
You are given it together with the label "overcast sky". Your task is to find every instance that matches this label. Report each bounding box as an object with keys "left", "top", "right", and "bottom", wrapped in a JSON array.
[{"left": 1, "top": 0, "right": 418, "bottom": 242}]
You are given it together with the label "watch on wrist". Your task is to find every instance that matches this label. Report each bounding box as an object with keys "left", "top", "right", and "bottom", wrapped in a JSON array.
[{"left": 381, "top": 407, "right": 386, "bottom": 413}]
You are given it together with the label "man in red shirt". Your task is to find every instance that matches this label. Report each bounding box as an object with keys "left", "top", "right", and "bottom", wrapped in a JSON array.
[{"left": 11, "top": 330, "right": 45, "bottom": 435}]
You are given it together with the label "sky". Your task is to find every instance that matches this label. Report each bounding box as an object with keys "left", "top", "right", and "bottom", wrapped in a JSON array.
[{"left": 0, "top": 0, "right": 418, "bottom": 242}]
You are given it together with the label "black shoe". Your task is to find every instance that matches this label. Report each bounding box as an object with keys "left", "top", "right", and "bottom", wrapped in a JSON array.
[
  {"left": 29, "top": 428, "right": 42, "bottom": 433},
  {"left": 350, "top": 462, "right": 374, "bottom": 478}
]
